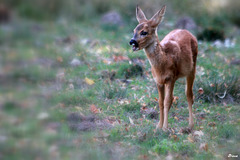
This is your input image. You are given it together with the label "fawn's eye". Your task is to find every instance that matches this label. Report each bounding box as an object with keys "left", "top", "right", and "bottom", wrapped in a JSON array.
[{"left": 140, "top": 31, "right": 148, "bottom": 36}]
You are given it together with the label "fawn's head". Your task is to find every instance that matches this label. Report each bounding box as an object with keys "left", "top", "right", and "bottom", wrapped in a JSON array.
[{"left": 129, "top": 5, "right": 166, "bottom": 51}]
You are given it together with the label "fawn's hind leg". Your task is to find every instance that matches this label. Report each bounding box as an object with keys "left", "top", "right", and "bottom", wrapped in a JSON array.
[{"left": 186, "top": 73, "right": 195, "bottom": 129}]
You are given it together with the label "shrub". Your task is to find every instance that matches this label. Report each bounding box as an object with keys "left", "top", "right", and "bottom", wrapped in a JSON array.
[
  {"left": 195, "top": 72, "right": 240, "bottom": 104},
  {"left": 197, "top": 27, "right": 225, "bottom": 41}
]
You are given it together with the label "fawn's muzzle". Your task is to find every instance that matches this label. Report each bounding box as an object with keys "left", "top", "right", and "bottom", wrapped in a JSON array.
[{"left": 129, "top": 39, "right": 139, "bottom": 51}]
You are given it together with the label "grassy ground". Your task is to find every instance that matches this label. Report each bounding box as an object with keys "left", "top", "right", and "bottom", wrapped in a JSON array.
[{"left": 0, "top": 18, "right": 239, "bottom": 160}]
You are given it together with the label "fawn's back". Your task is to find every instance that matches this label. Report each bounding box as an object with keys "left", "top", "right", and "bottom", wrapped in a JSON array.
[{"left": 160, "top": 29, "right": 198, "bottom": 79}]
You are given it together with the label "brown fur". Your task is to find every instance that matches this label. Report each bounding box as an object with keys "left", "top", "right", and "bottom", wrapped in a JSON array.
[{"left": 131, "top": 6, "right": 198, "bottom": 130}]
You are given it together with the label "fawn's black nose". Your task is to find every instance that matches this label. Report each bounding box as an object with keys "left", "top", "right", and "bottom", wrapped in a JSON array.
[{"left": 129, "top": 39, "right": 139, "bottom": 47}]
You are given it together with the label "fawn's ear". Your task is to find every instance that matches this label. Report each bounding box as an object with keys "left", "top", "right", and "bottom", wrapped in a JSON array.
[
  {"left": 150, "top": 5, "right": 166, "bottom": 28},
  {"left": 136, "top": 6, "right": 147, "bottom": 23}
]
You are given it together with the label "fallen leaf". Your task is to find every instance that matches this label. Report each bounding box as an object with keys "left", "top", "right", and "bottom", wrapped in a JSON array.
[
  {"left": 171, "top": 135, "right": 179, "bottom": 141},
  {"left": 198, "top": 88, "right": 204, "bottom": 94},
  {"left": 203, "top": 108, "right": 210, "bottom": 113},
  {"left": 104, "top": 119, "right": 111, "bottom": 124},
  {"left": 57, "top": 56, "right": 63, "bottom": 62},
  {"left": 68, "top": 83, "right": 74, "bottom": 90},
  {"left": 118, "top": 99, "right": 130, "bottom": 105},
  {"left": 173, "top": 96, "right": 179, "bottom": 104},
  {"left": 171, "top": 128, "right": 175, "bottom": 134},
  {"left": 174, "top": 116, "right": 179, "bottom": 121},
  {"left": 138, "top": 154, "right": 149, "bottom": 160},
  {"left": 208, "top": 122, "right": 216, "bottom": 127},
  {"left": 49, "top": 145, "right": 59, "bottom": 157},
  {"left": 74, "top": 106, "right": 82, "bottom": 111},
  {"left": 90, "top": 67, "right": 96, "bottom": 71},
  {"left": 117, "top": 119, "right": 121, "bottom": 124},
  {"left": 141, "top": 106, "right": 148, "bottom": 111},
  {"left": 103, "top": 59, "right": 112, "bottom": 65},
  {"left": 85, "top": 77, "right": 95, "bottom": 85},
  {"left": 56, "top": 72, "right": 65, "bottom": 82},
  {"left": 96, "top": 131, "right": 110, "bottom": 138},
  {"left": 148, "top": 150, "right": 159, "bottom": 157},
  {"left": 154, "top": 97, "right": 158, "bottom": 101},
  {"left": 124, "top": 135, "right": 136, "bottom": 138},
  {"left": 141, "top": 103, "right": 147, "bottom": 107},
  {"left": 58, "top": 103, "right": 65, "bottom": 108},
  {"left": 138, "top": 133, "right": 147, "bottom": 142},
  {"left": 193, "top": 130, "right": 204, "bottom": 137},
  {"left": 224, "top": 83, "right": 228, "bottom": 88},
  {"left": 226, "top": 107, "right": 232, "bottom": 113},
  {"left": 37, "top": 112, "right": 49, "bottom": 120},
  {"left": 223, "top": 102, "right": 227, "bottom": 106},
  {"left": 166, "top": 153, "right": 173, "bottom": 160},
  {"left": 199, "top": 143, "right": 208, "bottom": 152},
  {"left": 187, "top": 135, "right": 195, "bottom": 143},
  {"left": 90, "top": 104, "right": 99, "bottom": 114},
  {"left": 129, "top": 117, "right": 134, "bottom": 125}
]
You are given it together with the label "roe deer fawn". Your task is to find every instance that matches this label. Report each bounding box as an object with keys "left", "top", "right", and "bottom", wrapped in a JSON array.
[{"left": 129, "top": 5, "right": 198, "bottom": 131}]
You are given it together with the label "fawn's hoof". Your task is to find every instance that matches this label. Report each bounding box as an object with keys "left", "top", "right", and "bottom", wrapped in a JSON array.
[
  {"left": 155, "top": 122, "right": 162, "bottom": 129},
  {"left": 162, "top": 127, "right": 168, "bottom": 132},
  {"left": 154, "top": 124, "right": 162, "bottom": 133},
  {"left": 188, "top": 124, "right": 194, "bottom": 130}
]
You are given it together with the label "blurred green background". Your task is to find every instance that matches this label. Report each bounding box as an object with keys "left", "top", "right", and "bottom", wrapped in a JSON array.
[
  {"left": 2, "top": 0, "right": 240, "bottom": 26},
  {"left": 0, "top": 0, "right": 239, "bottom": 160}
]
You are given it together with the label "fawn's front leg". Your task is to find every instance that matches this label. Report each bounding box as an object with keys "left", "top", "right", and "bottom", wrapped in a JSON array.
[
  {"left": 156, "top": 84, "right": 165, "bottom": 129},
  {"left": 162, "top": 81, "right": 175, "bottom": 130}
]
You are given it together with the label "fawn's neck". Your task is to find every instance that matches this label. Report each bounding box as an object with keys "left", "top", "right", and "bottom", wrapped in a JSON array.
[{"left": 143, "top": 35, "right": 163, "bottom": 66}]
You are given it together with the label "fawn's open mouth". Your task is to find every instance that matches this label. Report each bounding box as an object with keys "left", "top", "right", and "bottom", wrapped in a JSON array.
[
  {"left": 131, "top": 44, "right": 139, "bottom": 51},
  {"left": 129, "top": 39, "right": 139, "bottom": 51}
]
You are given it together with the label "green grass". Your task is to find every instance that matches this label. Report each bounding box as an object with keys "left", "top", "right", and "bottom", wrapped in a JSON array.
[{"left": 0, "top": 18, "right": 239, "bottom": 160}]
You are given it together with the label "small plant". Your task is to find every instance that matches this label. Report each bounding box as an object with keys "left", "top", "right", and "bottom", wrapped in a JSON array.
[
  {"left": 152, "top": 138, "right": 195, "bottom": 156},
  {"left": 2, "top": 101, "right": 19, "bottom": 113},
  {"left": 121, "top": 101, "right": 140, "bottom": 112},
  {"left": 97, "top": 81, "right": 127, "bottom": 99},
  {"left": 195, "top": 72, "right": 240, "bottom": 104},
  {"left": 152, "top": 139, "right": 178, "bottom": 154},
  {"left": 117, "top": 63, "right": 143, "bottom": 79}
]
